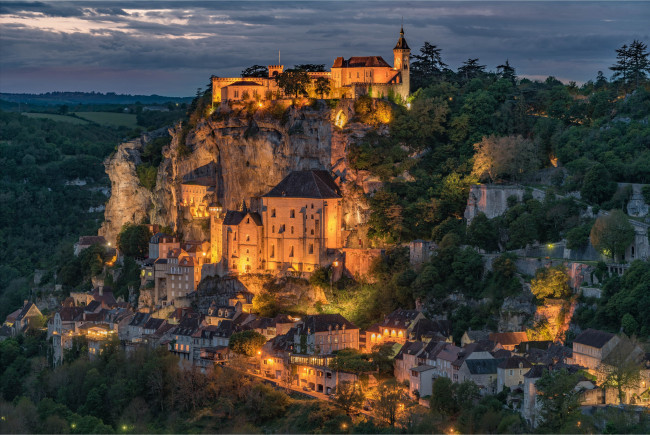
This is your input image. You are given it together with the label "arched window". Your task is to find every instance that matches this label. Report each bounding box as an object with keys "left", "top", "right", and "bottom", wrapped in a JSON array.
[
  {"left": 398, "top": 330, "right": 403, "bottom": 338},
  {"left": 384, "top": 329, "right": 389, "bottom": 336},
  {"left": 391, "top": 330, "right": 396, "bottom": 337},
  {"left": 371, "top": 334, "right": 376, "bottom": 342}
]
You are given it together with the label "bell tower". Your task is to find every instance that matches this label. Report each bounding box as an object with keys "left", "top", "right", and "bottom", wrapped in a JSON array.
[
  {"left": 208, "top": 200, "right": 224, "bottom": 267},
  {"left": 393, "top": 25, "right": 411, "bottom": 99}
]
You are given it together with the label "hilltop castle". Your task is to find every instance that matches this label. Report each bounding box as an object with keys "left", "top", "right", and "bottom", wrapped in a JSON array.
[{"left": 212, "top": 26, "right": 410, "bottom": 103}]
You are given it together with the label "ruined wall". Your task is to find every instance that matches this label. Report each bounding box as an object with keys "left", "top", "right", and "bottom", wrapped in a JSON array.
[{"left": 464, "top": 184, "right": 545, "bottom": 224}]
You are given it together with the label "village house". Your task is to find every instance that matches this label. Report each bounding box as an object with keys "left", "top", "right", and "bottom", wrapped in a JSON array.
[
  {"left": 3, "top": 301, "right": 42, "bottom": 337},
  {"left": 496, "top": 355, "right": 533, "bottom": 393},
  {"left": 457, "top": 356, "right": 500, "bottom": 395},
  {"left": 149, "top": 233, "right": 180, "bottom": 260},
  {"left": 365, "top": 309, "right": 424, "bottom": 351},
  {"left": 461, "top": 329, "right": 491, "bottom": 347},
  {"left": 73, "top": 235, "right": 108, "bottom": 256},
  {"left": 569, "top": 328, "right": 619, "bottom": 373},
  {"left": 170, "top": 312, "right": 203, "bottom": 362},
  {"left": 410, "top": 365, "right": 437, "bottom": 398},
  {"left": 419, "top": 340, "right": 462, "bottom": 380},
  {"left": 394, "top": 341, "right": 426, "bottom": 384},
  {"left": 290, "top": 314, "right": 359, "bottom": 355}
]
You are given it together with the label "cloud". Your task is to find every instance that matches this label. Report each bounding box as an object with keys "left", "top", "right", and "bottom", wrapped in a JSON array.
[{"left": 1, "top": 1, "right": 649, "bottom": 96}]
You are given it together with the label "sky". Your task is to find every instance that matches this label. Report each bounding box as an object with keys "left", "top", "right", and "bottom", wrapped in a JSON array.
[{"left": 1, "top": 1, "right": 649, "bottom": 97}]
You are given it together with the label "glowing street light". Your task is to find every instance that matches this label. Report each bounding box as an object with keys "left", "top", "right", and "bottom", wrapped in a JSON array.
[{"left": 406, "top": 102, "right": 411, "bottom": 110}]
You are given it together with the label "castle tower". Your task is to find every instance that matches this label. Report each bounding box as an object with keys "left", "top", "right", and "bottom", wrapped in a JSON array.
[
  {"left": 393, "top": 26, "right": 411, "bottom": 100},
  {"left": 208, "top": 200, "right": 224, "bottom": 267},
  {"left": 268, "top": 65, "right": 284, "bottom": 78}
]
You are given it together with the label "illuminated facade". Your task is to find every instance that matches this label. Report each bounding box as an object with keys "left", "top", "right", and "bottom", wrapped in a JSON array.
[
  {"left": 210, "top": 170, "right": 343, "bottom": 275},
  {"left": 212, "top": 27, "right": 410, "bottom": 103}
]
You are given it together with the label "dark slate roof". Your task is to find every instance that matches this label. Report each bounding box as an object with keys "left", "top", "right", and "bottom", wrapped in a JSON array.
[
  {"left": 262, "top": 170, "right": 341, "bottom": 199},
  {"left": 332, "top": 56, "right": 392, "bottom": 68},
  {"left": 78, "top": 236, "right": 106, "bottom": 246},
  {"left": 573, "top": 329, "right": 616, "bottom": 349},
  {"left": 491, "top": 349, "right": 512, "bottom": 359},
  {"left": 367, "top": 309, "right": 420, "bottom": 333},
  {"left": 92, "top": 290, "right": 117, "bottom": 306},
  {"left": 129, "top": 312, "right": 150, "bottom": 327},
  {"left": 524, "top": 364, "right": 547, "bottom": 379},
  {"left": 173, "top": 314, "right": 202, "bottom": 337},
  {"left": 143, "top": 317, "right": 165, "bottom": 331},
  {"left": 85, "top": 300, "right": 102, "bottom": 312},
  {"left": 297, "top": 314, "right": 357, "bottom": 334},
  {"left": 58, "top": 306, "right": 84, "bottom": 322},
  {"left": 228, "top": 80, "right": 263, "bottom": 87},
  {"left": 394, "top": 27, "right": 410, "bottom": 50},
  {"left": 15, "top": 303, "right": 39, "bottom": 321},
  {"left": 498, "top": 355, "right": 533, "bottom": 370},
  {"left": 515, "top": 341, "right": 552, "bottom": 353},
  {"left": 223, "top": 210, "right": 263, "bottom": 226},
  {"left": 465, "top": 358, "right": 500, "bottom": 375},
  {"left": 395, "top": 341, "right": 425, "bottom": 360},
  {"left": 465, "top": 330, "right": 490, "bottom": 342},
  {"left": 410, "top": 318, "right": 451, "bottom": 340}
]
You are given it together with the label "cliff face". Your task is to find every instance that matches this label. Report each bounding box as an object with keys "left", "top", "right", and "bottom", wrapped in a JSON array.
[
  {"left": 99, "top": 129, "right": 167, "bottom": 244},
  {"left": 101, "top": 101, "right": 381, "bottom": 244}
]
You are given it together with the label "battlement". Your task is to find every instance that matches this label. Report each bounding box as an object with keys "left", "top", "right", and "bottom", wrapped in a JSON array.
[{"left": 268, "top": 65, "right": 284, "bottom": 77}]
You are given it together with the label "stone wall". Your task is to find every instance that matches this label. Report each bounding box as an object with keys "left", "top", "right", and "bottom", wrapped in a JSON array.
[
  {"left": 342, "top": 248, "right": 383, "bottom": 280},
  {"left": 464, "top": 184, "right": 545, "bottom": 224}
]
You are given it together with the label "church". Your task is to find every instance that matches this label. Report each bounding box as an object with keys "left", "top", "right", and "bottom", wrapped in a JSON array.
[
  {"left": 209, "top": 170, "right": 343, "bottom": 276},
  {"left": 211, "top": 27, "right": 410, "bottom": 103}
]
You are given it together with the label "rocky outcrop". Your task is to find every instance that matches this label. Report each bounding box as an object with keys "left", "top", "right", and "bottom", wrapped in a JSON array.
[
  {"left": 102, "top": 101, "right": 383, "bottom": 243},
  {"left": 99, "top": 128, "right": 168, "bottom": 244},
  {"left": 464, "top": 184, "right": 545, "bottom": 224}
]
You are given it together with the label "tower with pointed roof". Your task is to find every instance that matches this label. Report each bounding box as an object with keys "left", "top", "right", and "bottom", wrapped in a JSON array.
[{"left": 393, "top": 25, "right": 411, "bottom": 99}]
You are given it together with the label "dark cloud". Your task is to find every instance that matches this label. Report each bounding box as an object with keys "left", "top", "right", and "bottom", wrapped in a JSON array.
[{"left": 1, "top": 1, "right": 649, "bottom": 96}]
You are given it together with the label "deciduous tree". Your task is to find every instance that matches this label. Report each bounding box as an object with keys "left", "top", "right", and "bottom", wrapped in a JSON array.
[
  {"left": 228, "top": 330, "right": 267, "bottom": 357},
  {"left": 333, "top": 381, "right": 365, "bottom": 414},
  {"left": 598, "top": 334, "right": 642, "bottom": 405},
  {"left": 275, "top": 69, "right": 311, "bottom": 98},
  {"left": 531, "top": 265, "right": 571, "bottom": 301},
  {"left": 590, "top": 210, "right": 635, "bottom": 261},
  {"left": 536, "top": 369, "right": 582, "bottom": 432},
  {"left": 471, "top": 135, "right": 539, "bottom": 182}
]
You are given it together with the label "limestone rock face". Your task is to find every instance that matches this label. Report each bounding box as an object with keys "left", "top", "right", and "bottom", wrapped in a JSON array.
[
  {"left": 102, "top": 101, "right": 382, "bottom": 244},
  {"left": 99, "top": 129, "right": 168, "bottom": 244}
]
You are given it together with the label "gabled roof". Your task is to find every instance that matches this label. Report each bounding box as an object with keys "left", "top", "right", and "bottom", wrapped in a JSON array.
[
  {"left": 57, "top": 306, "right": 85, "bottom": 322},
  {"left": 489, "top": 332, "right": 528, "bottom": 347},
  {"left": 227, "top": 80, "right": 263, "bottom": 87},
  {"left": 573, "top": 329, "right": 616, "bottom": 349},
  {"left": 14, "top": 302, "right": 40, "bottom": 321},
  {"left": 524, "top": 364, "right": 547, "bottom": 379},
  {"left": 77, "top": 236, "right": 106, "bottom": 246},
  {"left": 263, "top": 170, "right": 341, "bottom": 199},
  {"left": 179, "top": 257, "right": 197, "bottom": 267},
  {"left": 410, "top": 318, "right": 451, "bottom": 340},
  {"left": 464, "top": 330, "right": 491, "bottom": 342},
  {"left": 173, "top": 314, "right": 202, "bottom": 337},
  {"left": 223, "top": 210, "right": 263, "bottom": 226},
  {"left": 498, "top": 355, "right": 532, "bottom": 370},
  {"left": 143, "top": 317, "right": 165, "bottom": 331},
  {"left": 297, "top": 314, "right": 357, "bottom": 334},
  {"left": 92, "top": 289, "right": 116, "bottom": 306},
  {"left": 129, "top": 312, "right": 150, "bottom": 327},
  {"left": 332, "top": 56, "right": 392, "bottom": 68},
  {"left": 395, "top": 341, "right": 425, "bottom": 360},
  {"left": 465, "top": 358, "right": 500, "bottom": 375}
]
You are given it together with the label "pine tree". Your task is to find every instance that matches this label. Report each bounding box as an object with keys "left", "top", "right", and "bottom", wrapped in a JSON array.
[
  {"left": 496, "top": 60, "right": 516, "bottom": 85},
  {"left": 628, "top": 40, "right": 650, "bottom": 89},
  {"left": 457, "top": 58, "right": 486, "bottom": 83},
  {"left": 410, "top": 42, "right": 447, "bottom": 89},
  {"left": 610, "top": 43, "right": 630, "bottom": 93}
]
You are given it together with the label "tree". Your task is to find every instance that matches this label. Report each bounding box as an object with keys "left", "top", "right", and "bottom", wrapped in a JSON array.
[
  {"left": 314, "top": 77, "right": 331, "bottom": 98},
  {"left": 536, "top": 369, "right": 583, "bottom": 432},
  {"left": 429, "top": 377, "right": 457, "bottom": 415},
  {"left": 466, "top": 212, "right": 498, "bottom": 252},
  {"left": 598, "top": 335, "right": 642, "bottom": 405},
  {"left": 275, "top": 69, "right": 311, "bottom": 98},
  {"left": 117, "top": 223, "right": 152, "bottom": 258},
  {"left": 228, "top": 330, "right": 267, "bottom": 357},
  {"left": 410, "top": 42, "right": 447, "bottom": 89},
  {"left": 333, "top": 381, "right": 365, "bottom": 415},
  {"left": 590, "top": 210, "right": 635, "bottom": 261},
  {"left": 241, "top": 65, "right": 268, "bottom": 78},
  {"left": 294, "top": 63, "right": 326, "bottom": 72},
  {"left": 371, "top": 379, "right": 404, "bottom": 427},
  {"left": 628, "top": 40, "right": 650, "bottom": 90},
  {"left": 611, "top": 43, "right": 631, "bottom": 92},
  {"left": 496, "top": 60, "right": 516, "bottom": 85},
  {"left": 531, "top": 265, "right": 571, "bottom": 300},
  {"left": 471, "top": 135, "right": 539, "bottom": 182},
  {"left": 581, "top": 163, "right": 616, "bottom": 204},
  {"left": 457, "top": 58, "right": 486, "bottom": 83}
]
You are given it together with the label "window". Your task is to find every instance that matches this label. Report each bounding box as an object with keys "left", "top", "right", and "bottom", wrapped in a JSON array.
[
  {"left": 246, "top": 249, "right": 249, "bottom": 254},
  {"left": 311, "top": 203, "right": 314, "bottom": 209},
  {"left": 509, "top": 370, "right": 514, "bottom": 376},
  {"left": 271, "top": 208, "right": 276, "bottom": 217},
  {"left": 309, "top": 244, "right": 314, "bottom": 254},
  {"left": 311, "top": 230, "right": 314, "bottom": 235},
  {"left": 290, "top": 209, "right": 295, "bottom": 218},
  {"left": 371, "top": 333, "right": 376, "bottom": 342},
  {"left": 357, "top": 72, "right": 360, "bottom": 78},
  {"left": 246, "top": 235, "right": 250, "bottom": 241},
  {"left": 270, "top": 245, "right": 275, "bottom": 258},
  {"left": 289, "top": 246, "right": 294, "bottom": 257},
  {"left": 272, "top": 225, "right": 275, "bottom": 233},
  {"left": 315, "top": 219, "right": 320, "bottom": 233},
  {"left": 246, "top": 217, "right": 250, "bottom": 223},
  {"left": 234, "top": 232, "right": 237, "bottom": 241},
  {"left": 291, "top": 226, "right": 294, "bottom": 234}
]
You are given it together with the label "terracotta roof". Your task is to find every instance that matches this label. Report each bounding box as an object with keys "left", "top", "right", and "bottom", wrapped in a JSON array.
[
  {"left": 179, "top": 257, "right": 197, "bottom": 267},
  {"left": 332, "top": 56, "right": 392, "bottom": 68},
  {"left": 263, "top": 170, "right": 341, "bottom": 199},
  {"left": 573, "top": 329, "right": 616, "bottom": 349},
  {"left": 223, "top": 211, "right": 263, "bottom": 227},
  {"left": 489, "top": 332, "right": 528, "bottom": 346}
]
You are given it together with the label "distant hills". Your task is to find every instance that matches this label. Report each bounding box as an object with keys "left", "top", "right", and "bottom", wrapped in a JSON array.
[{"left": 0, "top": 91, "right": 194, "bottom": 106}]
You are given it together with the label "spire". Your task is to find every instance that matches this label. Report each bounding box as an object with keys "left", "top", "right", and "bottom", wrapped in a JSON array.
[{"left": 394, "top": 23, "right": 409, "bottom": 51}]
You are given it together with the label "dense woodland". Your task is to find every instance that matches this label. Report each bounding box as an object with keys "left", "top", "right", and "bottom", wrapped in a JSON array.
[{"left": 1, "top": 40, "right": 650, "bottom": 433}]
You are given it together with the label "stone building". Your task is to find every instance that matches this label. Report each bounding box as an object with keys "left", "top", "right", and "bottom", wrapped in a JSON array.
[
  {"left": 210, "top": 170, "right": 343, "bottom": 276},
  {"left": 211, "top": 27, "right": 410, "bottom": 103},
  {"left": 149, "top": 233, "right": 179, "bottom": 260},
  {"left": 569, "top": 328, "right": 620, "bottom": 373}
]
